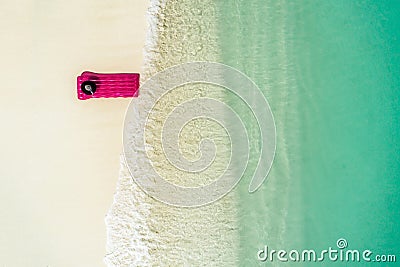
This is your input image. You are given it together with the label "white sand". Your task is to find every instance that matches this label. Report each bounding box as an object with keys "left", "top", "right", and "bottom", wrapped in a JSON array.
[{"left": 0, "top": 1, "right": 148, "bottom": 266}]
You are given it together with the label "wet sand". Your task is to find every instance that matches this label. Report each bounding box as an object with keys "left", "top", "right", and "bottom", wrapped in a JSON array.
[{"left": 105, "top": 0, "right": 239, "bottom": 266}]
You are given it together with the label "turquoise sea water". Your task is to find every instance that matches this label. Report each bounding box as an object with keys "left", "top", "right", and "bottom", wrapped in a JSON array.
[{"left": 217, "top": 0, "right": 400, "bottom": 265}]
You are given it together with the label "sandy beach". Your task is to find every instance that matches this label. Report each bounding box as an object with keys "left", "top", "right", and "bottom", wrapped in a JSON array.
[
  {"left": 0, "top": 1, "right": 148, "bottom": 266},
  {"left": 3, "top": 0, "right": 400, "bottom": 266}
]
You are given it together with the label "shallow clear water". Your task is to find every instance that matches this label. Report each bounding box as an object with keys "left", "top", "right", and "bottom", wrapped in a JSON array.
[
  {"left": 217, "top": 0, "right": 400, "bottom": 265},
  {"left": 108, "top": 1, "right": 400, "bottom": 265}
]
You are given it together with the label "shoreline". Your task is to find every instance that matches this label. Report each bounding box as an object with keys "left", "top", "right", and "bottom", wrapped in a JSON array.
[{"left": 105, "top": 0, "right": 240, "bottom": 266}]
